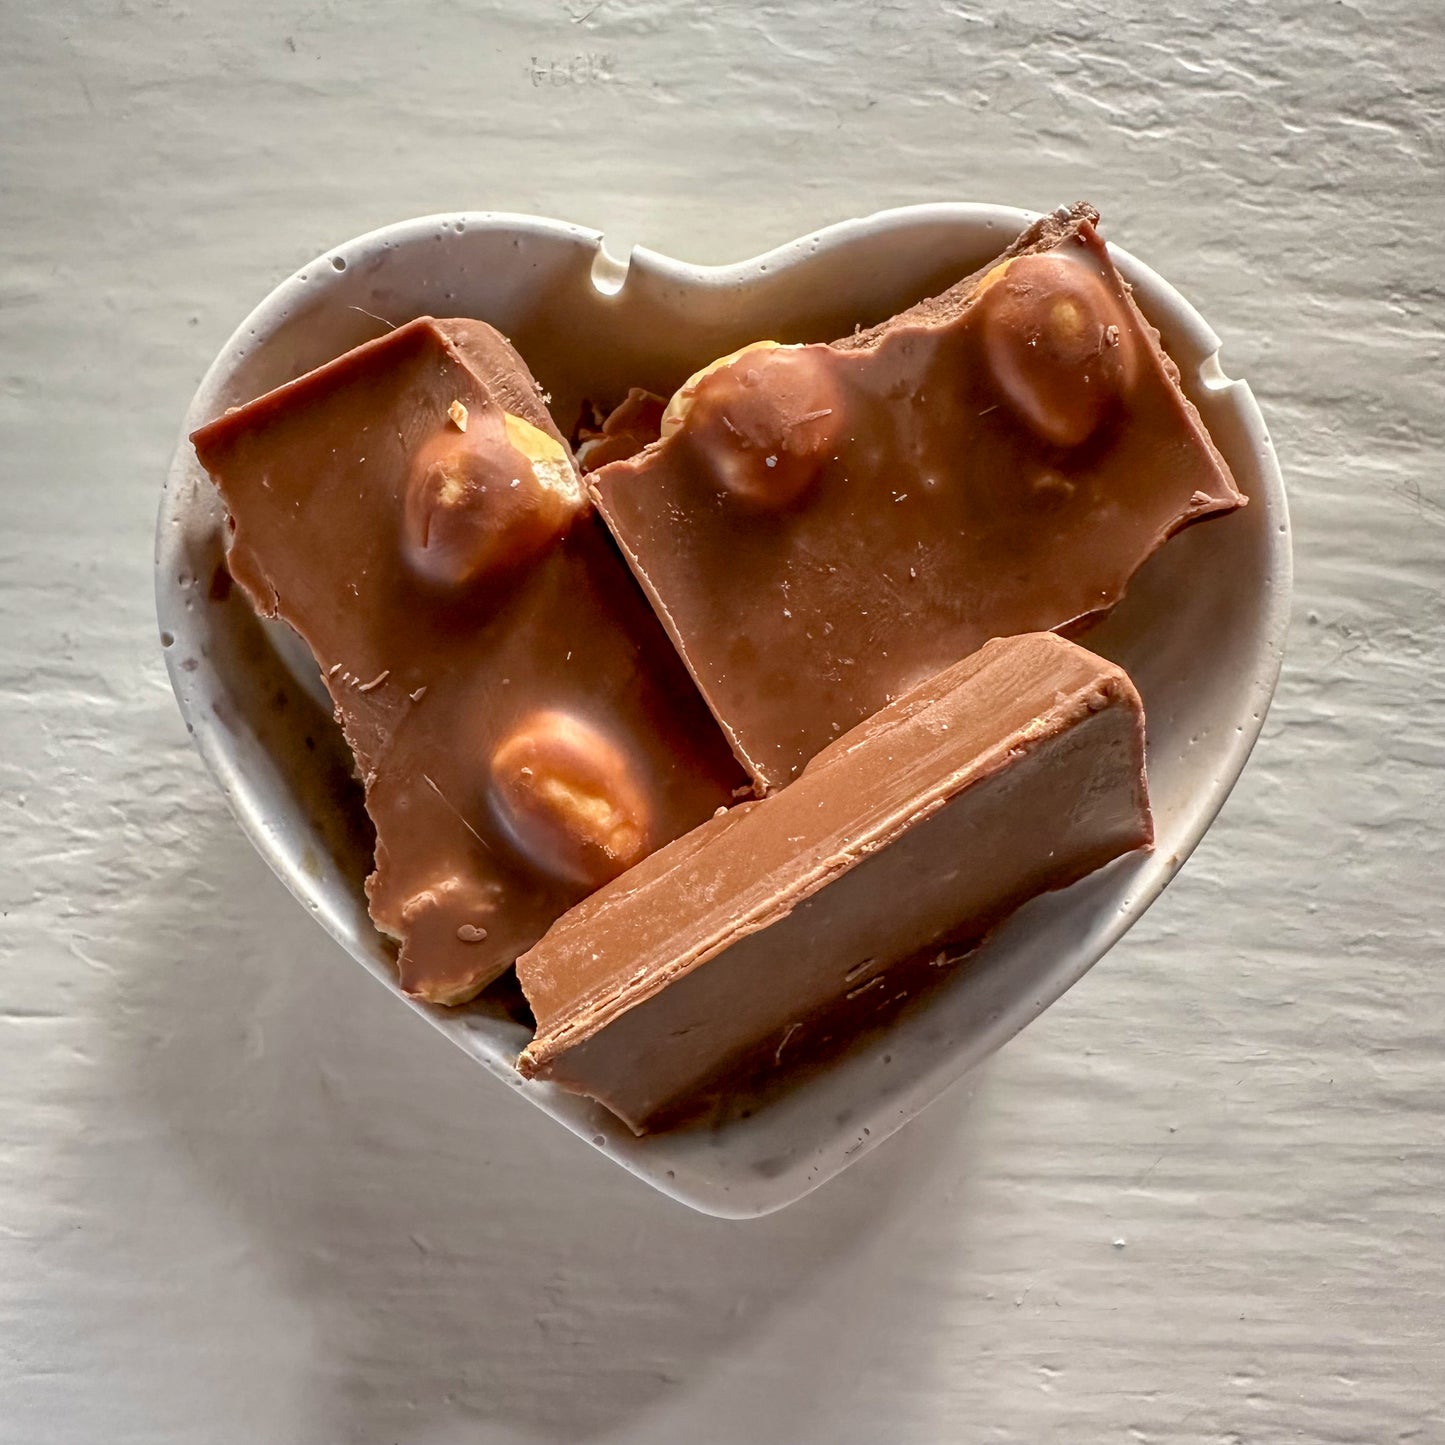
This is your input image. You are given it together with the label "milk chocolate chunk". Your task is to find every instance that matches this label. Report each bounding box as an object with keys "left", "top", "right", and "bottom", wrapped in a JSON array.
[
  {"left": 665, "top": 341, "right": 849, "bottom": 511},
  {"left": 516, "top": 632, "right": 1152, "bottom": 1133},
  {"left": 591, "top": 203, "right": 1245, "bottom": 792},
  {"left": 487, "top": 709, "right": 652, "bottom": 889},
  {"left": 402, "top": 411, "right": 581, "bottom": 589},
  {"left": 574, "top": 388, "right": 667, "bottom": 472},
  {"left": 191, "top": 317, "right": 744, "bottom": 1006}
]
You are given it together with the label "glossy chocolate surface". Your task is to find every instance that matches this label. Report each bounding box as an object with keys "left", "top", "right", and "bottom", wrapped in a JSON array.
[
  {"left": 591, "top": 204, "right": 1245, "bottom": 792},
  {"left": 516, "top": 633, "right": 1152, "bottom": 1133},
  {"left": 192, "top": 317, "right": 743, "bottom": 1005}
]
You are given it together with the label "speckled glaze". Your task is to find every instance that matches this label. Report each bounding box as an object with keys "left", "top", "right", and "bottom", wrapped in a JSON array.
[{"left": 156, "top": 203, "right": 1289, "bottom": 1216}]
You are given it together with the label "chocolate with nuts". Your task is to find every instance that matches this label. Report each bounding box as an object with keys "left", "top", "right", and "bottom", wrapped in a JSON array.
[
  {"left": 191, "top": 317, "right": 744, "bottom": 1005},
  {"left": 516, "top": 632, "right": 1153, "bottom": 1133},
  {"left": 590, "top": 203, "right": 1246, "bottom": 792}
]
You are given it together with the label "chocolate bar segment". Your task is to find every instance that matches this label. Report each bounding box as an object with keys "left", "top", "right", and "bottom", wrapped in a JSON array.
[
  {"left": 516, "top": 632, "right": 1152, "bottom": 1132},
  {"left": 192, "top": 318, "right": 744, "bottom": 1005},
  {"left": 591, "top": 204, "right": 1245, "bottom": 792}
]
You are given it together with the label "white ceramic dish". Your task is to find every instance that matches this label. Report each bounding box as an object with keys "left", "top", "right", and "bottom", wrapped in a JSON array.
[{"left": 155, "top": 204, "right": 1290, "bottom": 1218}]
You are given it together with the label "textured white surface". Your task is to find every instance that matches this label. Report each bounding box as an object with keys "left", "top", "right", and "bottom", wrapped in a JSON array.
[{"left": 2, "top": 1, "right": 1442, "bottom": 1441}]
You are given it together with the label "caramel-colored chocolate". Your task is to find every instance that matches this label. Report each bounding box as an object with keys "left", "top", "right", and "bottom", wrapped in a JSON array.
[
  {"left": 516, "top": 632, "right": 1152, "bottom": 1133},
  {"left": 574, "top": 388, "right": 666, "bottom": 472},
  {"left": 591, "top": 203, "right": 1245, "bottom": 792},
  {"left": 192, "top": 318, "right": 743, "bottom": 1005}
]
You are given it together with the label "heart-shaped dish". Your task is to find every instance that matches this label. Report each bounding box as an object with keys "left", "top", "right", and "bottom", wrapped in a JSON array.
[{"left": 156, "top": 204, "right": 1290, "bottom": 1217}]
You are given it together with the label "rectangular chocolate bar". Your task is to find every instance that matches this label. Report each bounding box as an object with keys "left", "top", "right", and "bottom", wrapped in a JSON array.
[
  {"left": 516, "top": 632, "right": 1153, "bottom": 1132},
  {"left": 192, "top": 317, "right": 743, "bottom": 1006},
  {"left": 591, "top": 203, "right": 1245, "bottom": 792}
]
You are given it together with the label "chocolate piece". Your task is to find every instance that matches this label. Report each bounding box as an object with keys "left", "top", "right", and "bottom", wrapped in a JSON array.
[
  {"left": 574, "top": 387, "right": 666, "bottom": 472},
  {"left": 192, "top": 318, "right": 743, "bottom": 1005},
  {"left": 516, "top": 632, "right": 1152, "bottom": 1132},
  {"left": 591, "top": 203, "right": 1245, "bottom": 792}
]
